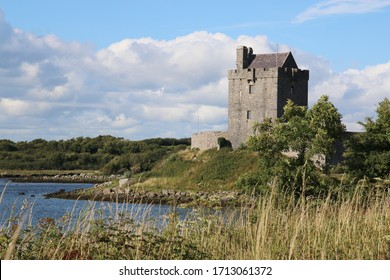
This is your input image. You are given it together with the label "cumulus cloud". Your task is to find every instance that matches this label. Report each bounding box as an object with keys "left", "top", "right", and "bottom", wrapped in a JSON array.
[
  {"left": 294, "top": 0, "right": 390, "bottom": 23},
  {"left": 194, "top": 105, "right": 228, "bottom": 124},
  {"left": 310, "top": 60, "right": 390, "bottom": 130},
  {"left": 0, "top": 11, "right": 389, "bottom": 140},
  {"left": 0, "top": 98, "right": 50, "bottom": 116}
]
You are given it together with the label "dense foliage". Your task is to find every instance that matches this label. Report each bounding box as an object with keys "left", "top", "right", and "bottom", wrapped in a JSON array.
[
  {"left": 240, "top": 95, "right": 345, "bottom": 196},
  {"left": 344, "top": 98, "right": 390, "bottom": 179},
  {"left": 0, "top": 136, "right": 190, "bottom": 175}
]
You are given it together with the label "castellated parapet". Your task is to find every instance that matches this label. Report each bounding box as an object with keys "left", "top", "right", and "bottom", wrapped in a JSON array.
[{"left": 191, "top": 46, "right": 309, "bottom": 150}]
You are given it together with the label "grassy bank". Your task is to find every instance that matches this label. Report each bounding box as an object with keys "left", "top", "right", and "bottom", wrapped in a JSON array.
[
  {"left": 1, "top": 183, "right": 389, "bottom": 260},
  {"left": 39, "top": 148, "right": 260, "bottom": 206},
  {"left": 121, "top": 148, "right": 259, "bottom": 192},
  {"left": 1, "top": 148, "right": 257, "bottom": 190}
]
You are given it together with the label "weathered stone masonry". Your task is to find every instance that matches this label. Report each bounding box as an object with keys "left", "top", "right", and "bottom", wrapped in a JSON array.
[
  {"left": 191, "top": 46, "right": 309, "bottom": 150},
  {"left": 191, "top": 131, "right": 228, "bottom": 150}
]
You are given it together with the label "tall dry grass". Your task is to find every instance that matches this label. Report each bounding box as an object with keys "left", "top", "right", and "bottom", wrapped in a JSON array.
[
  {"left": 0, "top": 183, "right": 389, "bottom": 260},
  {"left": 184, "top": 185, "right": 390, "bottom": 259}
]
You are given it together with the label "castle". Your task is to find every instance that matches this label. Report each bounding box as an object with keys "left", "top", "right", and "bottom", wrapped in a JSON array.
[{"left": 191, "top": 46, "right": 309, "bottom": 150}]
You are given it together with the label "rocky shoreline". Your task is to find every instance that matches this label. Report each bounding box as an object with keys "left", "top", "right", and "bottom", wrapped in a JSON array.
[
  {"left": 44, "top": 179, "right": 251, "bottom": 207},
  {"left": 3, "top": 174, "right": 251, "bottom": 207},
  {"left": 1, "top": 172, "right": 116, "bottom": 184}
]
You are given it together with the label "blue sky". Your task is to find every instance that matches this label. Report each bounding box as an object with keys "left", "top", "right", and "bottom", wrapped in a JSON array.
[{"left": 1, "top": 0, "right": 390, "bottom": 141}]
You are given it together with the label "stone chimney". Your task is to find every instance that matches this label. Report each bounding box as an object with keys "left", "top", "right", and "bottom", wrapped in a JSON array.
[{"left": 236, "top": 46, "right": 250, "bottom": 70}]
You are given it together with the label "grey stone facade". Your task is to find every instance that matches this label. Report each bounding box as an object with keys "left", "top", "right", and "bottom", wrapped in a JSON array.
[
  {"left": 191, "top": 131, "right": 228, "bottom": 150},
  {"left": 191, "top": 46, "right": 309, "bottom": 150}
]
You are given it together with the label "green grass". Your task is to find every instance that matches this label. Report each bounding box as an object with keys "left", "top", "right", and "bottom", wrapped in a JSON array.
[
  {"left": 136, "top": 148, "right": 258, "bottom": 192},
  {"left": 1, "top": 182, "right": 389, "bottom": 260}
]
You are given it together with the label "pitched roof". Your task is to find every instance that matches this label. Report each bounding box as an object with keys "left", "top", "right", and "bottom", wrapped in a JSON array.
[{"left": 248, "top": 52, "right": 298, "bottom": 69}]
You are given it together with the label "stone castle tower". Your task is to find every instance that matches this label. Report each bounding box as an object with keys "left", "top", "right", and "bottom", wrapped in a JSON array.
[{"left": 191, "top": 46, "right": 309, "bottom": 150}]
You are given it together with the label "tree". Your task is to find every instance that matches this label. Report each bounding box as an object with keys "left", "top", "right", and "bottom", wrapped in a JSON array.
[
  {"left": 0, "top": 140, "right": 18, "bottom": 151},
  {"left": 242, "top": 95, "right": 344, "bottom": 196},
  {"left": 344, "top": 98, "right": 390, "bottom": 179}
]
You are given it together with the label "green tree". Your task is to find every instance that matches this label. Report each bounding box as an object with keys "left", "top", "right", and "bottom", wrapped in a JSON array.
[
  {"left": 242, "top": 95, "right": 344, "bottom": 196},
  {"left": 344, "top": 98, "right": 390, "bottom": 179},
  {"left": 0, "top": 140, "right": 18, "bottom": 151}
]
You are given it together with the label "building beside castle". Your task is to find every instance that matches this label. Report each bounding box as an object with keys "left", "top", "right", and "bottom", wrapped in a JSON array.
[{"left": 191, "top": 46, "right": 309, "bottom": 150}]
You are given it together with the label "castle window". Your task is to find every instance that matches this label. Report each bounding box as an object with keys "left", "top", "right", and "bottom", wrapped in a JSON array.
[
  {"left": 291, "top": 86, "right": 295, "bottom": 95},
  {"left": 249, "top": 85, "right": 254, "bottom": 94},
  {"left": 246, "top": 110, "right": 252, "bottom": 119}
]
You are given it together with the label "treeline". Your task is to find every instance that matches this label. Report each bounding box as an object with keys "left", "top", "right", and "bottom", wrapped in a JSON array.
[{"left": 0, "top": 136, "right": 190, "bottom": 174}]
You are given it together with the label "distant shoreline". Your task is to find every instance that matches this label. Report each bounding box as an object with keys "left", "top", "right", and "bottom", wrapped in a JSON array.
[{"left": 0, "top": 172, "right": 114, "bottom": 184}]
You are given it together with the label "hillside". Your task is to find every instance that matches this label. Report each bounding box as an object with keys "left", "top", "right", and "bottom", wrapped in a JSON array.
[
  {"left": 42, "top": 147, "right": 260, "bottom": 207},
  {"left": 135, "top": 148, "right": 258, "bottom": 192}
]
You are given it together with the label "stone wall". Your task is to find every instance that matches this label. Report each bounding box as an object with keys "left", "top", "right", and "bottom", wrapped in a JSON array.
[
  {"left": 227, "top": 65, "right": 309, "bottom": 149},
  {"left": 227, "top": 68, "right": 279, "bottom": 149},
  {"left": 191, "top": 131, "right": 228, "bottom": 150},
  {"left": 277, "top": 67, "right": 309, "bottom": 117}
]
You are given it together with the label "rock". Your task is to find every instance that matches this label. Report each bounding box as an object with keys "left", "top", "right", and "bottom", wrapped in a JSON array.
[
  {"left": 147, "top": 192, "right": 157, "bottom": 199},
  {"left": 114, "top": 188, "right": 125, "bottom": 195},
  {"left": 161, "top": 189, "right": 171, "bottom": 196},
  {"left": 102, "top": 188, "right": 112, "bottom": 196},
  {"left": 167, "top": 190, "right": 176, "bottom": 196},
  {"left": 119, "top": 179, "right": 130, "bottom": 188},
  {"left": 123, "top": 188, "right": 131, "bottom": 195}
]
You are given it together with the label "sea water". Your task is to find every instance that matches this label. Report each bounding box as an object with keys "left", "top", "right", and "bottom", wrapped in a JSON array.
[{"left": 0, "top": 179, "right": 189, "bottom": 228}]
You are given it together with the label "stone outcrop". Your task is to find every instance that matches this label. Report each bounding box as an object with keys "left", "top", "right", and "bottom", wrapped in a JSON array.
[
  {"left": 3, "top": 173, "right": 116, "bottom": 183},
  {"left": 45, "top": 184, "right": 248, "bottom": 207}
]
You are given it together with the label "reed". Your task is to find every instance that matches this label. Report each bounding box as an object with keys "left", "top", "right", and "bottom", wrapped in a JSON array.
[{"left": 0, "top": 183, "right": 389, "bottom": 260}]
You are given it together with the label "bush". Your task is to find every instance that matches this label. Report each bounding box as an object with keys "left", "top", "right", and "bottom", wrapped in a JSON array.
[
  {"left": 344, "top": 98, "right": 390, "bottom": 179},
  {"left": 236, "top": 172, "right": 264, "bottom": 195}
]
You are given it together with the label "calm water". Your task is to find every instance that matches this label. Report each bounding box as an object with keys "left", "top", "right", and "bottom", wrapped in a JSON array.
[{"left": 0, "top": 179, "right": 189, "bottom": 227}]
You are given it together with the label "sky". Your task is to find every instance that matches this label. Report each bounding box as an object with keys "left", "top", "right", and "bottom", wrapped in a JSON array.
[{"left": 0, "top": 0, "right": 390, "bottom": 141}]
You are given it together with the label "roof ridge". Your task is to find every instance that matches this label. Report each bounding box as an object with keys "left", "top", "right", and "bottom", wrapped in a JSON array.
[{"left": 248, "top": 52, "right": 296, "bottom": 69}]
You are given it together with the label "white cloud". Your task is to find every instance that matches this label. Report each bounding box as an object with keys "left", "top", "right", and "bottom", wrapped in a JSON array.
[
  {"left": 112, "top": 113, "right": 138, "bottom": 128},
  {"left": 0, "top": 98, "right": 50, "bottom": 116},
  {"left": 141, "top": 104, "right": 194, "bottom": 122},
  {"left": 28, "top": 85, "right": 70, "bottom": 100},
  {"left": 310, "top": 60, "right": 390, "bottom": 130},
  {"left": 294, "top": 0, "right": 390, "bottom": 23},
  {"left": 20, "top": 62, "right": 39, "bottom": 79},
  {"left": 0, "top": 98, "right": 30, "bottom": 116},
  {"left": 0, "top": 11, "right": 389, "bottom": 140},
  {"left": 194, "top": 105, "right": 227, "bottom": 123}
]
